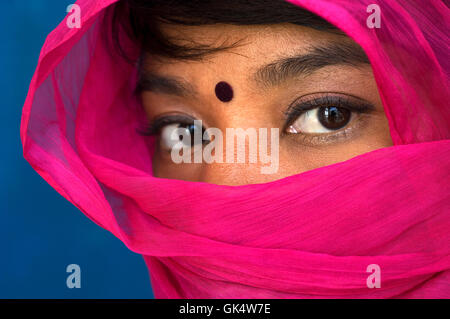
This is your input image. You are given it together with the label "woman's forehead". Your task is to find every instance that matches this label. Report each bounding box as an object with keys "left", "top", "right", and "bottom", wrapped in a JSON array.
[
  {"left": 139, "top": 25, "right": 369, "bottom": 97},
  {"left": 154, "top": 22, "right": 349, "bottom": 59}
]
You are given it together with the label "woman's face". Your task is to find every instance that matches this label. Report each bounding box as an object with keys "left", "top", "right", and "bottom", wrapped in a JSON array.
[{"left": 140, "top": 23, "right": 393, "bottom": 185}]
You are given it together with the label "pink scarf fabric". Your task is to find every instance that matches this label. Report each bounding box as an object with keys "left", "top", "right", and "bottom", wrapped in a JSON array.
[{"left": 21, "top": 0, "right": 450, "bottom": 298}]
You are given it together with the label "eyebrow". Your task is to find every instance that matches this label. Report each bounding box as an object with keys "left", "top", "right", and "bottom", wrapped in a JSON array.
[
  {"left": 136, "top": 41, "right": 370, "bottom": 96},
  {"left": 252, "top": 41, "right": 370, "bottom": 88},
  {"left": 136, "top": 72, "right": 197, "bottom": 97}
]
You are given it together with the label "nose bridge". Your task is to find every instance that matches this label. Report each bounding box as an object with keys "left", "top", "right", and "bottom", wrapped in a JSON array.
[
  {"left": 197, "top": 128, "right": 267, "bottom": 185},
  {"left": 197, "top": 105, "right": 277, "bottom": 185}
]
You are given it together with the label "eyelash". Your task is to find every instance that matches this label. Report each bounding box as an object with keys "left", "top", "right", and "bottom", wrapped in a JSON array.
[{"left": 138, "top": 93, "right": 375, "bottom": 144}]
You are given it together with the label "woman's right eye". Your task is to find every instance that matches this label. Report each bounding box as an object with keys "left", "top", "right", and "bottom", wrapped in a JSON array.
[{"left": 160, "top": 122, "right": 209, "bottom": 151}]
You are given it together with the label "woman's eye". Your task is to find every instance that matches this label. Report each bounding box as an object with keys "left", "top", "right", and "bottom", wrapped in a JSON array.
[
  {"left": 286, "top": 106, "right": 352, "bottom": 134},
  {"left": 160, "top": 122, "right": 209, "bottom": 151}
]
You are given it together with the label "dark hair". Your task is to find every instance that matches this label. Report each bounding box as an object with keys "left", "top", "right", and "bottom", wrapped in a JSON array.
[{"left": 110, "top": 0, "right": 341, "bottom": 62}]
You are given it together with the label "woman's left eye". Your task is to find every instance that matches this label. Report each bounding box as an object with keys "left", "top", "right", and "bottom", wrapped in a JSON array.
[{"left": 286, "top": 106, "right": 352, "bottom": 134}]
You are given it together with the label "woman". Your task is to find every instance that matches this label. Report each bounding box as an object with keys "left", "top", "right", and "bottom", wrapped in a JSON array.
[{"left": 21, "top": 0, "right": 449, "bottom": 298}]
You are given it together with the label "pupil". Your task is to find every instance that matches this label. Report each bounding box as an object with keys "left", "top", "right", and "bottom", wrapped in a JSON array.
[{"left": 318, "top": 106, "right": 351, "bottom": 130}]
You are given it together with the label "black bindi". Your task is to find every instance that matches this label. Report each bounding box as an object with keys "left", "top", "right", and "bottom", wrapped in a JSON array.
[{"left": 215, "top": 81, "right": 234, "bottom": 102}]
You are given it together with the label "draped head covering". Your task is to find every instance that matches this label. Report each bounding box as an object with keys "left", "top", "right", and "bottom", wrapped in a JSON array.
[{"left": 21, "top": 0, "right": 450, "bottom": 298}]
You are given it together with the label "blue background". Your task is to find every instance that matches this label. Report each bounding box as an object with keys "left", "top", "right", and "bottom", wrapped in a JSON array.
[{"left": 1, "top": 1, "right": 154, "bottom": 298}]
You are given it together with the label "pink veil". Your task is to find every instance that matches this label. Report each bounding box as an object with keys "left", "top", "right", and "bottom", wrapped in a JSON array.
[{"left": 21, "top": 0, "right": 450, "bottom": 298}]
